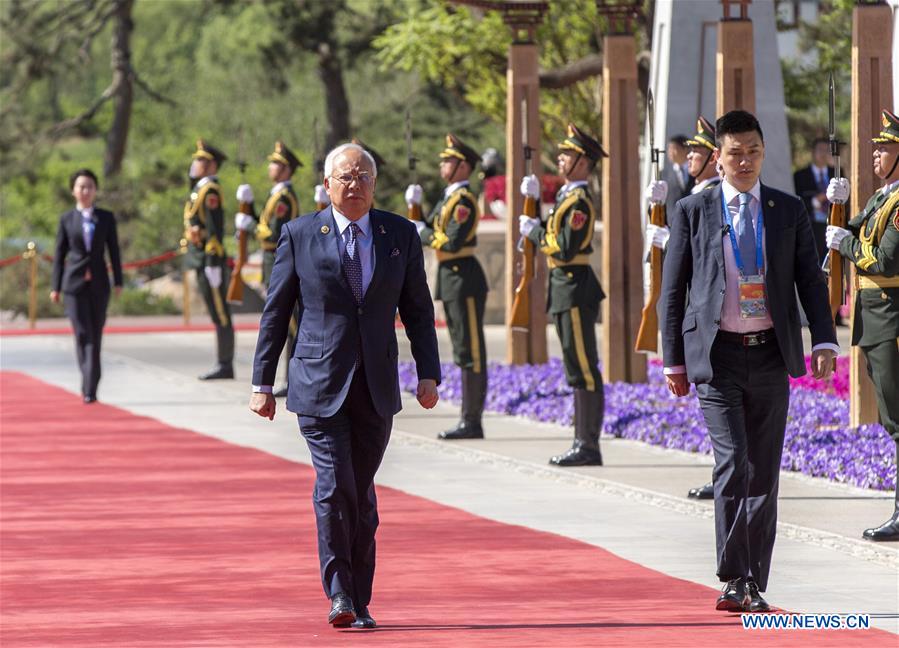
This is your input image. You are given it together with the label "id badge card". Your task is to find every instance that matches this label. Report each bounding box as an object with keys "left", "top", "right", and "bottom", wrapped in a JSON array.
[{"left": 739, "top": 274, "right": 768, "bottom": 319}]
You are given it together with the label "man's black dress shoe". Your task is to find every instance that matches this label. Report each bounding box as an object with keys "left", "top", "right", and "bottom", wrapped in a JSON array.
[
  {"left": 351, "top": 606, "right": 376, "bottom": 629},
  {"left": 328, "top": 593, "right": 356, "bottom": 627},
  {"left": 688, "top": 482, "right": 714, "bottom": 500},
  {"left": 198, "top": 364, "right": 234, "bottom": 381},
  {"left": 715, "top": 578, "right": 749, "bottom": 611},
  {"left": 862, "top": 511, "right": 899, "bottom": 542},
  {"left": 272, "top": 384, "right": 288, "bottom": 398},
  {"left": 549, "top": 444, "right": 603, "bottom": 467},
  {"left": 745, "top": 580, "right": 770, "bottom": 612},
  {"left": 83, "top": 395, "right": 97, "bottom": 404},
  {"left": 438, "top": 421, "right": 484, "bottom": 440}
]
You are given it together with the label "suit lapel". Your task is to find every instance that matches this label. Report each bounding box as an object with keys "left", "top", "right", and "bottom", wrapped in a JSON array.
[
  {"left": 313, "top": 206, "right": 354, "bottom": 300},
  {"left": 365, "top": 210, "right": 389, "bottom": 300},
  {"left": 760, "top": 184, "right": 776, "bottom": 275},
  {"left": 69, "top": 209, "right": 87, "bottom": 253},
  {"left": 705, "top": 185, "right": 725, "bottom": 274}
]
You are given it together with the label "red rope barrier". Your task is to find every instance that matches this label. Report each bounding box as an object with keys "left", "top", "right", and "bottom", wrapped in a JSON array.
[
  {"left": 0, "top": 254, "right": 23, "bottom": 268},
  {"left": 121, "top": 249, "right": 180, "bottom": 270}
]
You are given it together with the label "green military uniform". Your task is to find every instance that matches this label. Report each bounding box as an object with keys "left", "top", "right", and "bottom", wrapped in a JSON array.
[
  {"left": 686, "top": 116, "right": 722, "bottom": 195},
  {"left": 251, "top": 142, "right": 302, "bottom": 284},
  {"left": 419, "top": 134, "right": 489, "bottom": 439},
  {"left": 527, "top": 124, "right": 606, "bottom": 465},
  {"left": 242, "top": 141, "right": 302, "bottom": 397},
  {"left": 184, "top": 140, "right": 234, "bottom": 379},
  {"left": 837, "top": 109, "right": 899, "bottom": 541}
]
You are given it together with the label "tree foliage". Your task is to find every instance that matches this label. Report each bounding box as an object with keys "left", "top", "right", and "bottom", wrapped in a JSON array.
[
  {"left": 780, "top": 0, "right": 852, "bottom": 166},
  {"left": 374, "top": 1, "right": 652, "bottom": 168}
]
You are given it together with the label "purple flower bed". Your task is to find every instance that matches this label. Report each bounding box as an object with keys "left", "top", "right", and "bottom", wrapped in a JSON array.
[{"left": 399, "top": 358, "right": 895, "bottom": 491}]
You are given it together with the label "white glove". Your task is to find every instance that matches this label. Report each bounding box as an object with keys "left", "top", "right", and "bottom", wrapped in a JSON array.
[
  {"left": 236, "top": 184, "right": 254, "bottom": 204},
  {"left": 826, "top": 177, "right": 849, "bottom": 204},
  {"left": 826, "top": 225, "right": 851, "bottom": 251},
  {"left": 646, "top": 224, "right": 670, "bottom": 250},
  {"left": 234, "top": 213, "right": 255, "bottom": 232},
  {"left": 519, "top": 214, "right": 539, "bottom": 237},
  {"left": 520, "top": 174, "right": 540, "bottom": 199},
  {"left": 414, "top": 221, "right": 427, "bottom": 235},
  {"left": 204, "top": 265, "right": 222, "bottom": 288},
  {"left": 646, "top": 180, "right": 668, "bottom": 204},
  {"left": 314, "top": 184, "right": 330, "bottom": 206},
  {"left": 405, "top": 184, "right": 423, "bottom": 206}
]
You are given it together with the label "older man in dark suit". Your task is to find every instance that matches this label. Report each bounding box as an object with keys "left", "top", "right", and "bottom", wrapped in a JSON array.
[
  {"left": 249, "top": 143, "right": 441, "bottom": 630},
  {"left": 659, "top": 111, "right": 838, "bottom": 613}
]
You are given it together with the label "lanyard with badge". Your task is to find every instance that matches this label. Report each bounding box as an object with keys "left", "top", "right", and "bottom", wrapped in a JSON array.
[{"left": 721, "top": 192, "right": 767, "bottom": 320}]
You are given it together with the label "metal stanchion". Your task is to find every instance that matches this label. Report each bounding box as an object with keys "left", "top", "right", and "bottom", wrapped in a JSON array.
[
  {"left": 180, "top": 238, "right": 191, "bottom": 326},
  {"left": 24, "top": 241, "right": 38, "bottom": 329}
]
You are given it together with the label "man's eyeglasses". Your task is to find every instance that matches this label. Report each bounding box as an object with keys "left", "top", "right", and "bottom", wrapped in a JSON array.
[{"left": 330, "top": 171, "right": 375, "bottom": 187}]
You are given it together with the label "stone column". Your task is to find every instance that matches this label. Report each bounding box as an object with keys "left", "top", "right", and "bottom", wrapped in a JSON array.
[
  {"left": 501, "top": 5, "right": 548, "bottom": 365},
  {"left": 716, "top": 0, "right": 755, "bottom": 113},
  {"left": 850, "top": 1, "right": 894, "bottom": 427},
  {"left": 598, "top": 1, "right": 647, "bottom": 383}
]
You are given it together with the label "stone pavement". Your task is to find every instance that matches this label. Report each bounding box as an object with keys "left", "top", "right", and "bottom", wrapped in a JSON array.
[{"left": 1, "top": 320, "right": 896, "bottom": 634}]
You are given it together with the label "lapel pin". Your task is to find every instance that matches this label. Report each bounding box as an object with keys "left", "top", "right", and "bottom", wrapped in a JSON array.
[
  {"left": 320, "top": 225, "right": 330, "bottom": 234},
  {"left": 379, "top": 225, "right": 386, "bottom": 235},
  {"left": 768, "top": 200, "right": 774, "bottom": 207},
  {"left": 390, "top": 247, "right": 400, "bottom": 257}
]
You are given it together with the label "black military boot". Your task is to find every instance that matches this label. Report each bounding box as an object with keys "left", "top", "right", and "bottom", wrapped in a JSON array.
[
  {"left": 550, "top": 388, "right": 604, "bottom": 466},
  {"left": 199, "top": 325, "right": 235, "bottom": 380},
  {"left": 863, "top": 452, "right": 899, "bottom": 542},
  {"left": 439, "top": 370, "right": 486, "bottom": 440}
]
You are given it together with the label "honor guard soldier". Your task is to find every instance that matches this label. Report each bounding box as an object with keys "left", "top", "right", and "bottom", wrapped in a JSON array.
[
  {"left": 234, "top": 141, "right": 302, "bottom": 396},
  {"left": 519, "top": 124, "right": 606, "bottom": 466},
  {"left": 826, "top": 109, "right": 899, "bottom": 542},
  {"left": 646, "top": 116, "right": 723, "bottom": 499},
  {"left": 406, "top": 134, "right": 489, "bottom": 439},
  {"left": 185, "top": 140, "right": 234, "bottom": 380}
]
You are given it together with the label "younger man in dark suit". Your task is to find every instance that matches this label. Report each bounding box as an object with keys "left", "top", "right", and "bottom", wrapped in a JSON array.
[{"left": 660, "top": 111, "right": 838, "bottom": 612}]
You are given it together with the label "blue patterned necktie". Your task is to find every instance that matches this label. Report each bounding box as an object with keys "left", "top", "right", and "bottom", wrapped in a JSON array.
[
  {"left": 736, "top": 192, "right": 756, "bottom": 275},
  {"left": 342, "top": 222, "right": 363, "bottom": 304}
]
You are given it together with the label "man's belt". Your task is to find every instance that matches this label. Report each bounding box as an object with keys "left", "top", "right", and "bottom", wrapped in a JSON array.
[
  {"left": 856, "top": 275, "right": 899, "bottom": 290},
  {"left": 717, "top": 328, "right": 776, "bottom": 347},
  {"left": 436, "top": 247, "right": 475, "bottom": 263},
  {"left": 547, "top": 253, "right": 592, "bottom": 269}
]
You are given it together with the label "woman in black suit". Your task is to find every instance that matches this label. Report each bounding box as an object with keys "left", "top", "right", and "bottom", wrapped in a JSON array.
[{"left": 50, "top": 169, "right": 123, "bottom": 403}]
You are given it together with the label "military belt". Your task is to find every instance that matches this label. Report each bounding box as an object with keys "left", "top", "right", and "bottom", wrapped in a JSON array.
[
  {"left": 436, "top": 247, "right": 475, "bottom": 263},
  {"left": 856, "top": 275, "right": 899, "bottom": 290},
  {"left": 547, "top": 254, "right": 592, "bottom": 269},
  {"left": 259, "top": 242, "right": 277, "bottom": 251}
]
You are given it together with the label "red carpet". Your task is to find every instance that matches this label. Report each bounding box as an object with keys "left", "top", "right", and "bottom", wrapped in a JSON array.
[
  {"left": 0, "top": 323, "right": 261, "bottom": 337},
  {"left": 0, "top": 371, "right": 892, "bottom": 647}
]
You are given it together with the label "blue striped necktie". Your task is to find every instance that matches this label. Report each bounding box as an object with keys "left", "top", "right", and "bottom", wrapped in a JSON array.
[{"left": 736, "top": 192, "right": 756, "bottom": 275}]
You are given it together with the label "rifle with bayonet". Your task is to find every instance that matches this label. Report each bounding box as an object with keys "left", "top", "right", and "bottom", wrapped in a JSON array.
[
  {"left": 510, "top": 97, "right": 537, "bottom": 333},
  {"left": 634, "top": 89, "right": 666, "bottom": 353},
  {"left": 313, "top": 117, "right": 328, "bottom": 210},
  {"left": 405, "top": 109, "right": 422, "bottom": 221},
  {"left": 226, "top": 126, "right": 251, "bottom": 305},
  {"left": 825, "top": 73, "right": 846, "bottom": 323}
]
